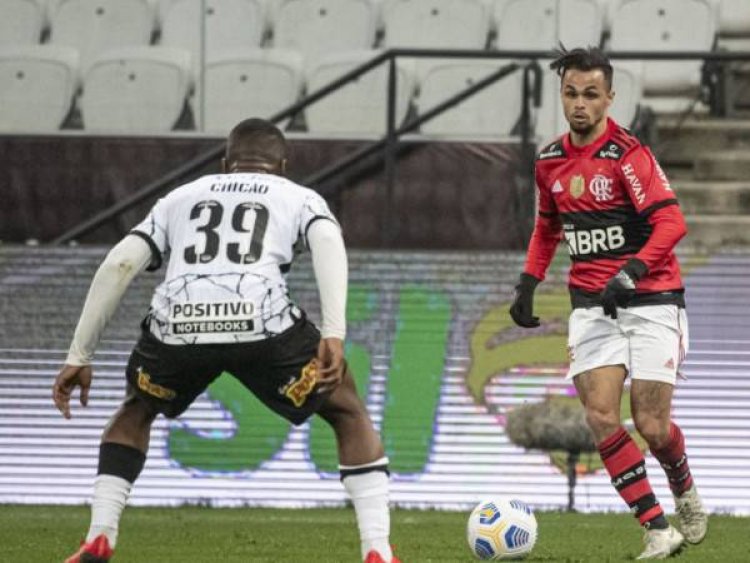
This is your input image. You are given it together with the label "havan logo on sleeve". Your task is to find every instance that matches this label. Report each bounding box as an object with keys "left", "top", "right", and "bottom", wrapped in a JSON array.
[{"left": 621, "top": 163, "right": 646, "bottom": 205}]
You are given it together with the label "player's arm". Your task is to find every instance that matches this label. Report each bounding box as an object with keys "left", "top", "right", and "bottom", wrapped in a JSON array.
[
  {"left": 510, "top": 169, "right": 562, "bottom": 328},
  {"left": 52, "top": 235, "right": 153, "bottom": 418},
  {"left": 307, "top": 219, "right": 348, "bottom": 394},
  {"left": 601, "top": 146, "right": 687, "bottom": 318}
]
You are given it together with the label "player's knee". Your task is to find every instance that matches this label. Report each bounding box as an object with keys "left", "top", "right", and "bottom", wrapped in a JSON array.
[
  {"left": 318, "top": 386, "right": 368, "bottom": 429},
  {"left": 584, "top": 407, "right": 620, "bottom": 439},
  {"left": 633, "top": 413, "right": 670, "bottom": 448},
  {"left": 119, "top": 394, "right": 159, "bottom": 428}
]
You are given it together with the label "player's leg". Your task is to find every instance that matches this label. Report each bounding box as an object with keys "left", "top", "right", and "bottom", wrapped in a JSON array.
[
  {"left": 242, "top": 318, "right": 395, "bottom": 562},
  {"left": 83, "top": 389, "right": 158, "bottom": 549},
  {"left": 65, "top": 388, "right": 158, "bottom": 563},
  {"left": 568, "top": 308, "right": 670, "bottom": 533},
  {"left": 67, "top": 333, "right": 218, "bottom": 562},
  {"left": 317, "top": 369, "right": 394, "bottom": 563},
  {"left": 629, "top": 306, "right": 707, "bottom": 545},
  {"left": 575, "top": 367, "right": 683, "bottom": 560},
  {"left": 575, "top": 367, "right": 668, "bottom": 530}
]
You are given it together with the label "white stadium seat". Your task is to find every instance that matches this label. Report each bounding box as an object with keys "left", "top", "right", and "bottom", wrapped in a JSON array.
[
  {"left": 536, "top": 61, "right": 643, "bottom": 142},
  {"left": 417, "top": 60, "right": 524, "bottom": 138},
  {"left": 608, "top": 62, "right": 643, "bottom": 127},
  {"left": 383, "top": 0, "right": 489, "bottom": 49},
  {"left": 0, "top": 0, "right": 46, "bottom": 46},
  {"left": 49, "top": 0, "right": 155, "bottom": 69},
  {"left": 273, "top": 0, "right": 378, "bottom": 66},
  {"left": 610, "top": 0, "right": 717, "bottom": 112},
  {"left": 160, "top": 0, "right": 266, "bottom": 77},
  {"left": 494, "top": 0, "right": 603, "bottom": 50},
  {"left": 717, "top": 0, "right": 750, "bottom": 51},
  {"left": 305, "top": 50, "right": 414, "bottom": 136},
  {"left": 81, "top": 47, "right": 191, "bottom": 132},
  {"left": 0, "top": 46, "right": 79, "bottom": 132},
  {"left": 199, "top": 49, "right": 303, "bottom": 135},
  {"left": 718, "top": 0, "right": 750, "bottom": 36}
]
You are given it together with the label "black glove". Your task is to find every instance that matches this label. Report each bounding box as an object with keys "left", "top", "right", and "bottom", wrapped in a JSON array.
[
  {"left": 600, "top": 258, "right": 648, "bottom": 319},
  {"left": 509, "top": 273, "right": 541, "bottom": 328}
]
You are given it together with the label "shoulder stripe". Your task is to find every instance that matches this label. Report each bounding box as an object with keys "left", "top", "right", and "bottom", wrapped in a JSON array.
[
  {"left": 612, "top": 128, "right": 639, "bottom": 149},
  {"left": 539, "top": 210, "right": 557, "bottom": 218},
  {"left": 303, "top": 215, "right": 339, "bottom": 245},
  {"left": 129, "top": 230, "right": 162, "bottom": 271},
  {"left": 641, "top": 198, "right": 679, "bottom": 217}
]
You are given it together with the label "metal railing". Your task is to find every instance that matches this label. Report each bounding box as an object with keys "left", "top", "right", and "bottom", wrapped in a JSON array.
[{"left": 50, "top": 49, "right": 750, "bottom": 246}]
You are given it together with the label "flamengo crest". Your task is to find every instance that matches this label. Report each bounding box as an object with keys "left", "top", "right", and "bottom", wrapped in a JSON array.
[{"left": 588, "top": 174, "right": 614, "bottom": 201}]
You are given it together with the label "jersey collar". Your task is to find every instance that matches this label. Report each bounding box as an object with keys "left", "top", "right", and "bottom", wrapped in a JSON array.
[{"left": 562, "top": 117, "right": 617, "bottom": 157}]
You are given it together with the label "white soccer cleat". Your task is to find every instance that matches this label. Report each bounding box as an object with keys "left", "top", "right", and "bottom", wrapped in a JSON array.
[
  {"left": 636, "top": 525, "right": 684, "bottom": 560},
  {"left": 674, "top": 485, "right": 708, "bottom": 544}
]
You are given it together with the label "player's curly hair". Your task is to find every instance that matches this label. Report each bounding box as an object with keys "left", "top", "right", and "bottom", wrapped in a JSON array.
[{"left": 549, "top": 45, "right": 613, "bottom": 91}]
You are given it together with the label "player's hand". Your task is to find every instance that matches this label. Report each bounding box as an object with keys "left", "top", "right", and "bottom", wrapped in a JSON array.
[
  {"left": 315, "top": 337, "right": 345, "bottom": 395},
  {"left": 509, "top": 273, "right": 542, "bottom": 328},
  {"left": 600, "top": 258, "right": 648, "bottom": 319},
  {"left": 52, "top": 364, "right": 92, "bottom": 419}
]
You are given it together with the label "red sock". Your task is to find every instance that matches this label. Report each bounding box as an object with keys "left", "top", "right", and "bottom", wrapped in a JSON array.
[
  {"left": 599, "top": 427, "right": 666, "bottom": 528},
  {"left": 651, "top": 422, "right": 694, "bottom": 496}
]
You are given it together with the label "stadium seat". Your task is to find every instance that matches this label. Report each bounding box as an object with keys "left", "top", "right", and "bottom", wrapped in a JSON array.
[
  {"left": 273, "top": 0, "right": 379, "bottom": 67},
  {"left": 382, "top": 0, "right": 490, "bottom": 83},
  {"left": 0, "top": 0, "right": 46, "bottom": 46},
  {"left": 199, "top": 49, "right": 303, "bottom": 135},
  {"left": 417, "top": 60, "right": 524, "bottom": 137},
  {"left": 49, "top": 0, "right": 155, "bottom": 69},
  {"left": 0, "top": 46, "right": 79, "bottom": 132},
  {"left": 494, "top": 0, "right": 603, "bottom": 50},
  {"left": 305, "top": 50, "right": 414, "bottom": 136},
  {"left": 718, "top": 0, "right": 750, "bottom": 37},
  {"left": 610, "top": 0, "right": 717, "bottom": 112},
  {"left": 160, "top": 0, "right": 266, "bottom": 77},
  {"left": 608, "top": 62, "right": 643, "bottom": 127},
  {"left": 717, "top": 0, "right": 750, "bottom": 50},
  {"left": 536, "top": 61, "right": 643, "bottom": 142},
  {"left": 382, "top": 0, "right": 490, "bottom": 49},
  {"left": 81, "top": 47, "right": 191, "bottom": 132}
]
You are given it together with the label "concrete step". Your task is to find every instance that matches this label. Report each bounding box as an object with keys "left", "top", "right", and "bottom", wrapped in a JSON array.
[
  {"left": 655, "top": 118, "right": 750, "bottom": 167},
  {"left": 684, "top": 215, "right": 750, "bottom": 250},
  {"left": 675, "top": 181, "right": 750, "bottom": 215},
  {"left": 694, "top": 150, "right": 750, "bottom": 181}
]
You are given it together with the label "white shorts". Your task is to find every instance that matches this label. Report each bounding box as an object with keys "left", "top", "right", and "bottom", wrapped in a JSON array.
[{"left": 566, "top": 304, "right": 689, "bottom": 385}]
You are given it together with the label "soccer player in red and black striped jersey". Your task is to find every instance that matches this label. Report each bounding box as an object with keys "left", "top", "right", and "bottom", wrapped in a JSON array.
[{"left": 509, "top": 47, "right": 708, "bottom": 559}]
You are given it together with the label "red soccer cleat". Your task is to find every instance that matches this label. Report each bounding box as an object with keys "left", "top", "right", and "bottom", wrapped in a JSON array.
[
  {"left": 364, "top": 548, "right": 401, "bottom": 563},
  {"left": 64, "top": 534, "right": 114, "bottom": 563}
]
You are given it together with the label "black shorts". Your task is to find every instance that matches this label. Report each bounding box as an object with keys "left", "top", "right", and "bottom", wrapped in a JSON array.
[{"left": 125, "top": 317, "right": 325, "bottom": 425}]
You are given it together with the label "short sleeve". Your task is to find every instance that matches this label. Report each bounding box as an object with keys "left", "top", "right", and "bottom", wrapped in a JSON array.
[
  {"left": 619, "top": 146, "right": 678, "bottom": 215},
  {"left": 129, "top": 197, "right": 170, "bottom": 271},
  {"left": 299, "top": 192, "right": 339, "bottom": 248}
]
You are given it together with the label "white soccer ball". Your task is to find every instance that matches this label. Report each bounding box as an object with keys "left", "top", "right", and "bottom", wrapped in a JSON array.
[{"left": 466, "top": 498, "right": 538, "bottom": 560}]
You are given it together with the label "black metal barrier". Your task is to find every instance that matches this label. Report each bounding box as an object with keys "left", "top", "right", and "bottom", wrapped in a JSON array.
[{"left": 50, "top": 49, "right": 750, "bottom": 246}]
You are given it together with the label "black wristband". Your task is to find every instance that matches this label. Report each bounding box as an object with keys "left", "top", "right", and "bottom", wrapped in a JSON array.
[{"left": 622, "top": 258, "right": 648, "bottom": 281}]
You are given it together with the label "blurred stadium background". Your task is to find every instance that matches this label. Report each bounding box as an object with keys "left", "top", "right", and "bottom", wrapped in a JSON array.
[{"left": 1, "top": 0, "right": 750, "bottom": 559}]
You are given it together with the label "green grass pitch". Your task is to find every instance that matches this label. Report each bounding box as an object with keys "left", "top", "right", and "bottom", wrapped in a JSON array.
[{"left": 1, "top": 506, "right": 747, "bottom": 562}]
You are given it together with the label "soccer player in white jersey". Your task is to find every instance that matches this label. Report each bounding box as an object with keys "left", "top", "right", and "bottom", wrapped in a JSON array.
[{"left": 54, "top": 119, "right": 400, "bottom": 563}]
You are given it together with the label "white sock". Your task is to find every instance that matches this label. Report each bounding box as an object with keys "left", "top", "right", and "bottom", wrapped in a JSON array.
[
  {"left": 85, "top": 474, "right": 132, "bottom": 548},
  {"left": 341, "top": 457, "right": 391, "bottom": 561}
]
